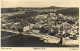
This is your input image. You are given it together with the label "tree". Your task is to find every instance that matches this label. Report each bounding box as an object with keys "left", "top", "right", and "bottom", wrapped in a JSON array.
[
  {"left": 58, "top": 26, "right": 63, "bottom": 45},
  {"left": 18, "top": 26, "right": 23, "bottom": 34}
]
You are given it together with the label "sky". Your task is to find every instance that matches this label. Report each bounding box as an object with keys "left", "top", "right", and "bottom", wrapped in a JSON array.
[{"left": 1, "top": 0, "right": 79, "bottom": 8}]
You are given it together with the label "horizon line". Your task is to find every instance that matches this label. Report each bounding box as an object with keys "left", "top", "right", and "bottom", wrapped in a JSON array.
[{"left": 1, "top": 6, "right": 79, "bottom": 8}]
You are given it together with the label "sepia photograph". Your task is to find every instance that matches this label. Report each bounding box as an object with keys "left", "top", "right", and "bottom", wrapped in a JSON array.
[{"left": 1, "top": 0, "right": 79, "bottom": 47}]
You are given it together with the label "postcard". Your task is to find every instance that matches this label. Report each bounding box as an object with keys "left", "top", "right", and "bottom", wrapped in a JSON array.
[{"left": 0, "top": 0, "right": 79, "bottom": 51}]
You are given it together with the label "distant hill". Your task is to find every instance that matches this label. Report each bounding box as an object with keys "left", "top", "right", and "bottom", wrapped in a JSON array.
[
  {"left": 15, "top": 6, "right": 65, "bottom": 9},
  {"left": 1, "top": 8, "right": 20, "bottom": 13},
  {"left": 1, "top": 6, "right": 65, "bottom": 13},
  {"left": 56, "top": 8, "right": 79, "bottom": 16},
  {"left": 1, "top": 7, "right": 79, "bottom": 16}
]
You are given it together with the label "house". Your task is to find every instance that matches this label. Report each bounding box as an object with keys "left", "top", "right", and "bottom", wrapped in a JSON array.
[
  {"left": 23, "top": 26, "right": 30, "bottom": 32},
  {"left": 33, "top": 23, "right": 43, "bottom": 30},
  {"left": 49, "top": 13, "right": 57, "bottom": 17},
  {"left": 32, "top": 29, "right": 40, "bottom": 34}
]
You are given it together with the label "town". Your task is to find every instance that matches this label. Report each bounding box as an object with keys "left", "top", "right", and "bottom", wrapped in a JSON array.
[{"left": 1, "top": 7, "right": 79, "bottom": 47}]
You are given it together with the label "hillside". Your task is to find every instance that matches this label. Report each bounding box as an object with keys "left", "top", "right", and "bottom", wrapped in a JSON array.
[
  {"left": 1, "top": 6, "right": 65, "bottom": 13},
  {"left": 56, "top": 8, "right": 79, "bottom": 16}
]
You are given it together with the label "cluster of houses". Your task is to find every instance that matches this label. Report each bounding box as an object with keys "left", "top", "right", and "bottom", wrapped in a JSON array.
[{"left": 1, "top": 11, "right": 79, "bottom": 40}]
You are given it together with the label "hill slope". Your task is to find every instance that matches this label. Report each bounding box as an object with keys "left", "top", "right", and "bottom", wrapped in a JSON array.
[{"left": 56, "top": 8, "right": 79, "bottom": 16}]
